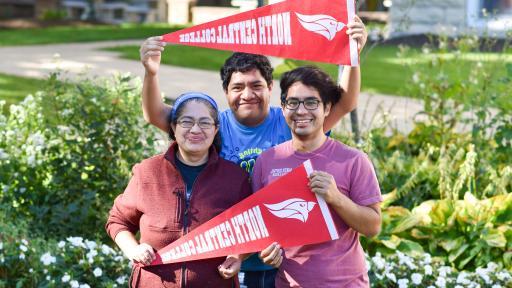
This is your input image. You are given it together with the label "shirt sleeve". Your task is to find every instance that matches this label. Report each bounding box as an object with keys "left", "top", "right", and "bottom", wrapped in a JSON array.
[
  {"left": 105, "top": 164, "right": 142, "bottom": 241},
  {"left": 349, "top": 153, "right": 382, "bottom": 206},
  {"left": 251, "top": 156, "right": 264, "bottom": 193}
]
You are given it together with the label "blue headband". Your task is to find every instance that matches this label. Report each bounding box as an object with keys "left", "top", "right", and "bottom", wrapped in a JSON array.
[{"left": 170, "top": 92, "right": 219, "bottom": 121}]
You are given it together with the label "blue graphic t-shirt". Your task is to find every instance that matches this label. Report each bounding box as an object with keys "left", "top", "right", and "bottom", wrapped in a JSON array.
[
  {"left": 219, "top": 106, "right": 291, "bottom": 271},
  {"left": 219, "top": 106, "right": 291, "bottom": 174}
]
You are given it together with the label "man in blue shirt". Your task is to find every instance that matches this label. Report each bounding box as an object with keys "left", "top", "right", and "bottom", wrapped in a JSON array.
[{"left": 139, "top": 16, "right": 367, "bottom": 288}]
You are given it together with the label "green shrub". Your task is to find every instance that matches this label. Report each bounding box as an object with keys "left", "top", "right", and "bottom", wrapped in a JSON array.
[
  {"left": 0, "top": 213, "right": 130, "bottom": 287},
  {"left": 41, "top": 10, "right": 67, "bottom": 21},
  {"left": 362, "top": 193, "right": 512, "bottom": 271},
  {"left": 0, "top": 73, "right": 160, "bottom": 240}
]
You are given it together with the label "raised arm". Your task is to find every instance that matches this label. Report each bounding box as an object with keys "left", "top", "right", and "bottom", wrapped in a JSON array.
[
  {"left": 140, "top": 36, "right": 172, "bottom": 132},
  {"left": 323, "top": 15, "right": 367, "bottom": 132}
]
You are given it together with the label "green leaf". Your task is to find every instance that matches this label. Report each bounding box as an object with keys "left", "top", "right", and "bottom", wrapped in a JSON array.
[
  {"left": 457, "top": 245, "right": 482, "bottom": 270},
  {"left": 440, "top": 236, "right": 464, "bottom": 252},
  {"left": 381, "top": 235, "right": 402, "bottom": 250},
  {"left": 430, "top": 200, "right": 454, "bottom": 225},
  {"left": 397, "top": 239, "right": 424, "bottom": 256},
  {"left": 448, "top": 243, "right": 469, "bottom": 262},
  {"left": 391, "top": 214, "right": 421, "bottom": 233},
  {"left": 483, "top": 229, "right": 507, "bottom": 248}
]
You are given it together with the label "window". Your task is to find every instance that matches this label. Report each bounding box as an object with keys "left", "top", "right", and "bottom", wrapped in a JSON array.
[{"left": 467, "top": 0, "right": 512, "bottom": 32}]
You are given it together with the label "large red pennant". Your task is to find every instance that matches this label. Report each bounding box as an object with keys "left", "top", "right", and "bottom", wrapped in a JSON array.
[
  {"left": 162, "top": 0, "right": 358, "bottom": 66},
  {"left": 149, "top": 160, "right": 339, "bottom": 266}
]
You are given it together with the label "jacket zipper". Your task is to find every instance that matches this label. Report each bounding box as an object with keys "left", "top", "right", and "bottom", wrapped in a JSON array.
[{"left": 181, "top": 184, "right": 188, "bottom": 288}]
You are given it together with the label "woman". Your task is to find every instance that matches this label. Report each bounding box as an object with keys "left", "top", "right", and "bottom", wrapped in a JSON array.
[{"left": 106, "top": 92, "right": 251, "bottom": 287}]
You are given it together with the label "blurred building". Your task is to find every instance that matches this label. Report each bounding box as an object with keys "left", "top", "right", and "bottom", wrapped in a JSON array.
[{"left": 389, "top": 0, "right": 512, "bottom": 38}]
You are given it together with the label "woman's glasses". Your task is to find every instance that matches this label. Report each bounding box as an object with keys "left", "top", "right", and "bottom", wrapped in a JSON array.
[{"left": 177, "top": 118, "right": 216, "bottom": 129}]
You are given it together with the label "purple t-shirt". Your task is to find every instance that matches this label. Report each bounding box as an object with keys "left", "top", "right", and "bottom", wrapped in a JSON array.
[{"left": 252, "top": 138, "right": 382, "bottom": 288}]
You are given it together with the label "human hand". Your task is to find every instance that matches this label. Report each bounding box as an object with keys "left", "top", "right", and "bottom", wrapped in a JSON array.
[
  {"left": 308, "top": 171, "right": 340, "bottom": 204},
  {"left": 259, "top": 242, "right": 283, "bottom": 268},
  {"left": 346, "top": 15, "right": 367, "bottom": 51},
  {"left": 140, "top": 36, "right": 166, "bottom": 76},
  {"left": 218, "top": 255, "right": 243, "bottom": 279},
  {"left": 126, "top": 243, "right": 156, "bottom": 266}
]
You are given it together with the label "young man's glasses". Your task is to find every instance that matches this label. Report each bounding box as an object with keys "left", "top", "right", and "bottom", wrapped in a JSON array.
[
  {"left": 284, "top": 98, "right": 321, "bottom": 110},
  {"left": 177, "top": 118, "right": 216, "bottom": 129}
]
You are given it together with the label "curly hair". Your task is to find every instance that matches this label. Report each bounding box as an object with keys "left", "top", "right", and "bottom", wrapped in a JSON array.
[{"left": 220, "top": 52, "right": 274, "bottom": 91}]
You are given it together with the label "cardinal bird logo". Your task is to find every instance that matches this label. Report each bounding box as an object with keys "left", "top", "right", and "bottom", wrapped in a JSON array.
[
  {"left": 264, "top": 198, "right": 316, "bottom": 223},
  {"left": 295, "top": 12, "right": 346, "bottom": 41}
]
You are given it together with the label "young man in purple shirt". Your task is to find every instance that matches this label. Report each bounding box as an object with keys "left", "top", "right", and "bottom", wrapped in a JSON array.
[{"left": 253, "top": 66, "right": 382, "bottom": 287}]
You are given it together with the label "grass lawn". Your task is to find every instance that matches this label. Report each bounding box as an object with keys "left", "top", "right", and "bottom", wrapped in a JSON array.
[
  {"left": 0, "top": 24, "right": 183, "bottom": 46},
  {"left": 0, "top": 73, "right": 47, "bottom": 114},
  {"left": 103, "top": 45, "right": 234, "bottom": 72}
]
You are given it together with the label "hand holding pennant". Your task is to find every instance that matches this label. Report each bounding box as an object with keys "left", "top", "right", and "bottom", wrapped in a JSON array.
[
  {"left": 161, "top": 0, "right": 359, "bottom": 66},
  {"left": 147, "top": 160, "right": 339, "bottom": 266}
]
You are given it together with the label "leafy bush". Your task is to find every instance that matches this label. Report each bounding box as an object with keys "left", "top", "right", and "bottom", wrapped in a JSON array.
[
  {"left": 362, "top": 193, "right": 512, "bottom": 271},
  {"left": 41, "top": 10, "right": 67, "bottom": 21},
  {"left": 0, "top": 73, "right": 161, "bottom": 240},
  {"left": 0, "top": 214, "right": 130, "bottom": 287}
]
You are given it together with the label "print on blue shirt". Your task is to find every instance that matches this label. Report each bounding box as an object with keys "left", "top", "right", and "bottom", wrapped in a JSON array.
[{"left": 219, "top": 107, "right": 291, "bottom": 174}]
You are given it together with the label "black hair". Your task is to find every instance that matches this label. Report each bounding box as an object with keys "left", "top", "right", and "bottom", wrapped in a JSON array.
[
  {"left": 168, "top": 98, "right": 222, "bottom": 152},
  {"left": 280, "top": 66, "right": 343, "bottom": 108},
  {"left": 220, "top": 52, "right": 274, "bottom": 91}
]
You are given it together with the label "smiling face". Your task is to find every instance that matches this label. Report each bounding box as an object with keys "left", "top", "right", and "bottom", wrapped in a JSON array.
[
  {"left": 225, "top": 69, "right": 272, "bottom": 127},
  {"left": 283, "top": 82, "right": 331, "bottom": 140},
  {"left": 171, "top": 101, "right": 219, "bottom": 158}
]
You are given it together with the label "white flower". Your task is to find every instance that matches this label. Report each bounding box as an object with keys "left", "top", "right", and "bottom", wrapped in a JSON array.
[
  {"left": 101, "top": 244, "right": 115, "bottom": 255},
  {"left": 67, "top": 237, "right": 84, "bottom": 248},
  {"left": 436, "top": 277, "right": 447, "bottom": 288},
  {"left": 372, "top": 254, "right": 386, "bottom": 270},
  {"left": 497, "top": 271, "right": 511, "bottom": 281},
  {"left": 21, "top": 239, "right": 28, "bottom": 245},
  {"left": 19, "top": 253, "right": 25, "bottom": 259},
  {"left": 0, "top": 149, "right": 8, "bottom": 160},
  {"left": 492, "top": 285, "right": 502, "bottom": 288},
  {"left": 424, "top": 265, "right": 433, "bottom": 275},
  {"left": 79, "top": 284, "right": 90, "bottom": 288},
  {"left": 438, "top": 266, "right": 451, "bottom": 277},
  {"left": 58, "top": 241, "right": 66, "bottom": 248},
  {"left": 62, "top": 274, "right": 71, "bottom": 282},
  {"left": 27, "top": 155, "right": 36, "bottom": 167},
  {"left": 398, "top": 278, "right": 409, "bottom": 288},
  {"left": 454, "top": 286, "right": 464, "bottom": 288},
  {"left": 85, "top": 240, "right": 97, "bottom": 250},
  {"left": 29, "top": 268, "right": 33, "bottom": 273},
  {"left": 386, "top": 273, "right": 397, "bottom": 283},
  {"left": 70, "top": 280, "right": 79, "bottom": 288},
  {"left": 86, "top": 249, "right": 98, "bottom": 262},
  {"left": 457, "top": 272, "right": 471, "bottom": 285},
  {"left": 411, "top": 273, "right": 422, "bottom": 285},
  {"left": 93, "top": 267, "right": 102, "bottom": 277},
  {"left": 46, "top": 275, "right": 51, "bottom": 281},
  {"left": 476, "top": 267, "right": 491, "bottom": 284},
  {"left": 40, "top": 252, "right": 57, "bottom": 265},
  {"left": 487, "top": 262, "right": 498, "bottom": 271},
  {"left": 19, "top": 244, "right": 28, "bottom": 252},
  {"left": 0, "top": 242, "right": 3, "bottom": 250},
  {"left": 116, "top": 276, "right": 127, "bottom": 284}
]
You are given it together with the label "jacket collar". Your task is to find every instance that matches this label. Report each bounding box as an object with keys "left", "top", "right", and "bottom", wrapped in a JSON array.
[{"left": 164, "top": 141, "right": 219, "bottom": 167}]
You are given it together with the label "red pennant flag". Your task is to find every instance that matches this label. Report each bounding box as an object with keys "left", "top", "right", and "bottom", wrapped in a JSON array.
[
  {"left": 148, "top": 160, "right": 339, "bottom": 266},
  {"left": 162, "top": 0, "right": 358, "bottom": 66}
]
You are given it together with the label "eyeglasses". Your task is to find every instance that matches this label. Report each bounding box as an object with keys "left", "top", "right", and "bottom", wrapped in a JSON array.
[
  {"left": 177, "top": 118, "right": 216, "bottom": 129},
  {"left": 283, "top": 98, "right": 321, "bottom": 110}
]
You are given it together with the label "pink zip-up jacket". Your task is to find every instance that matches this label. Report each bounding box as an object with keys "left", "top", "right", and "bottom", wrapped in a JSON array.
[{"left": 106, "top": 142, "right": 252, "bottom": 287}]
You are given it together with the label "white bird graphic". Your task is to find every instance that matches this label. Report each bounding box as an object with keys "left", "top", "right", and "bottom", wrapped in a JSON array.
[
  {"left": 264, "top": 198, "right": 316, "bottom": 223},
  {"left": 295, "top": 12, "right": 346, "bottom": 41}
]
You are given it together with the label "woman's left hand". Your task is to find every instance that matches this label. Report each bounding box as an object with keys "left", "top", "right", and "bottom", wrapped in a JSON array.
[
  {"left": 347, "top": 15, "right": 368, "bottom": 51},
  {"left": 218, "top": 255, "right": 243, "bottom": 279}
]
